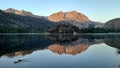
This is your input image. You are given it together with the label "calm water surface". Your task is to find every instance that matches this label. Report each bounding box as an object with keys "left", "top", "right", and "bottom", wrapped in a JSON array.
[{"left": 0, "top": 34, "right": 120, "bottom": 68}]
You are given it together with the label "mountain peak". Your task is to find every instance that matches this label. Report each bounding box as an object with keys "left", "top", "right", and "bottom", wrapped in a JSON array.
[
  {"left": 4, "top": 8, "right": 34, "bottom": 17},
  {"left": 6, "top": 8, "right": 16, "bottom": 10},
  {"left": 3, "top": 8, "right": 45, "bottom": 18},
  {"left": 48, "top": 11, "right": 90, "bottom": 22}
]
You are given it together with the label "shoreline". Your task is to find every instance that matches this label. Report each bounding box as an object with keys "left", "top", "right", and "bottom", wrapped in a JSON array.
[{"left": 0, "top": 33, "right": 120, "bottom": 35}]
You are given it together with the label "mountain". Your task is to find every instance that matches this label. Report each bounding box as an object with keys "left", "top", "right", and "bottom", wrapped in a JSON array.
[
  {"left": 48, "top": 11, "right": 90, "bottom": 22},
  {"left": 4, "top": 8, "right": 45, "bottom": 18},
  {"left": 0, "top": 8, "right": 104, "bottom": 33},
  {"left": 48, "top": 11, "right": 103, "bottom": 29},
  {"left": 104, "top": 18, "right": 120, "bottom": 29},
  {"left": 0, "top": 9, "right": 55, "bottom": 33}
]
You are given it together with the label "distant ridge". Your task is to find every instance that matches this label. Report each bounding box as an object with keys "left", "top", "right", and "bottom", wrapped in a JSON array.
[
  {"left": 0, "top": 8, "right": 106, "bottom": 33},
  {"left": 4, "top": 8, "right": 45, "bottom": 18},
  {"left": 104, "top": 18, "right": 120, "bottom": 29}
]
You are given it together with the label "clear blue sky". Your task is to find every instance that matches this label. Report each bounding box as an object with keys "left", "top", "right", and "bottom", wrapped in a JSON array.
[{"left": 0, "top": 0, "right": 120, "bottom": 22}]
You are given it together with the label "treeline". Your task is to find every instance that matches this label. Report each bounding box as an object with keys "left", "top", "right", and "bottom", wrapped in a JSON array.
[
  {"left": 45, "top": 23, "right": 120, "bottom": 33},
  {"left": 45, "top": 23, "right": 80, "bottom": 33},
  {"left": 79, "top": 28, "right": 120, "bottom": 33},
  {"left": 0, "top": 26, "right": 44, "bottom": 33}
]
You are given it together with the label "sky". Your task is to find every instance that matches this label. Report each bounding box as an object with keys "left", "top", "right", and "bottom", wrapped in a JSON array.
[{"left": 0, "top": 0, "right": 120, "bottom": 23}]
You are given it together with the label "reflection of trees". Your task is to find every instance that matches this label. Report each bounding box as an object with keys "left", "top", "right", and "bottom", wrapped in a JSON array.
[
  {"left": 1, "top": 35, "right": 120, "bottom": 57},
  {"left": 104, "top": 36, "right": 120, "bottom": 55},
  {"left": 45, "top": 35, "right": 79, "bottom": 45},
  {"left": 116, "top": 49, "right": 120, "bottom": 55},
  {"left": 4, "top": 50, "right": 34, "bottom": 58},
  {"left": 46, "top": 35, "right": 105, "bottom": 55},
  {"left": 46, "top": 35, "right": 104, "bottom": 46},
  {"left": 0, "top": 35, "right": 103, "bottom": 57},
  {"left": 118, "top": 64, "right": 120, "bottom": 68},
  {"left": 0, "top": 35, "right": 54, "bottom": 57}
]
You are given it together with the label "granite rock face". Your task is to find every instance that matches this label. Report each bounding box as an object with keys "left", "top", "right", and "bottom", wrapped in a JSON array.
[
  {"left": 48, "top": 11, "right": 90, "bottom": 22},
  {"left": 4, "top": 8, "right": 44, "bottom": 18}
]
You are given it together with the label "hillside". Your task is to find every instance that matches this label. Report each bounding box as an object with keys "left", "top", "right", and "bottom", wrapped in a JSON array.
[
  {"left": 0, "top": 10, "right": 55, "bottom": 33},
  {"left": 104, "top": 18, "right": 120, "bottom": 29},
  {"left": 2, "top": 8, "right": 120, "bottom": 33},
  {"left": 4, "top": 8, "right": 45, "bottom": 18}
]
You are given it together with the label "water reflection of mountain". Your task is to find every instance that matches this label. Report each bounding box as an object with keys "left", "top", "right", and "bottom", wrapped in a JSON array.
[
  {"left": 0, "top": 35, "right": 53, "bottom": 57},
  {"left": 0, "top": 35, "right": 120, "bottom": 57},
  {"left": 104, "top": 36, "right": 120, "bottom": 54},
  {"left": 104, "top": 36, "right": 120, "bottom": 48},
  {"left": 48, "top": 44, "right": 89, "bottom": 55}
]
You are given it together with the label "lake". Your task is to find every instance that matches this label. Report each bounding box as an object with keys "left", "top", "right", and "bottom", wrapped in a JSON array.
[{"left": 0, "top": 34, "right": 120, "bottom": 68}]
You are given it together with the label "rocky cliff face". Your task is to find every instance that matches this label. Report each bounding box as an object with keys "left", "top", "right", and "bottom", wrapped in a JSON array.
[
  {"left": 48, "top": 11, "right": 103, "bottom": 28},
  {"left": 4, "top": 8, "right": 44, "bottom": 18},
  {"left": 48, "top": 11, "right": 90, "bottom": 22},
  {"left": 104, "top": 18, "right": 120, "bottom": 29}
]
